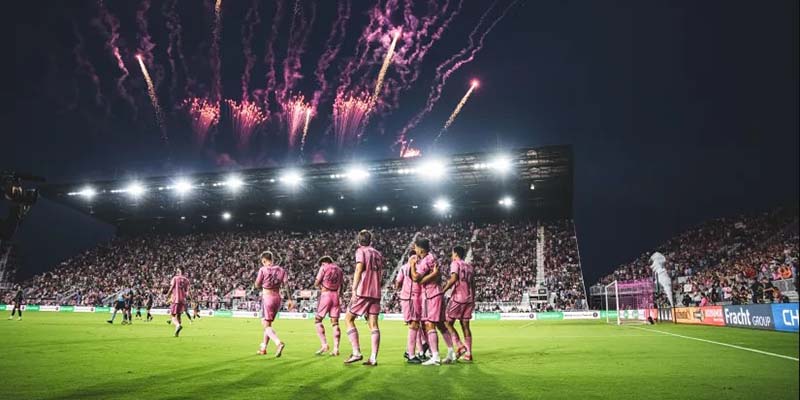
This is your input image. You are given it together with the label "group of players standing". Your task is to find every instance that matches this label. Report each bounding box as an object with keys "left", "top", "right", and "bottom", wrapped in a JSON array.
[{"left": 163, "top": 229, "right": 475, "bottom": 367}]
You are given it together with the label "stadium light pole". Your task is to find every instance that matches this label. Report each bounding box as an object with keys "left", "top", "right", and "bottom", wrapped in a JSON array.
[
  {"left": 279, "top": 169, "right": 303, "bottom": 188},
  {"left": 433, "top": 198, "right": 451, "bottom": 214}
]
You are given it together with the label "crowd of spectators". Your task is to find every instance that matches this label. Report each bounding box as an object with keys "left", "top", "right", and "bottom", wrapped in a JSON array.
[
  {"left": 596, "top": 207, "right": 799, "bottom": 307},
  {"left": 4, "top": 219, "right": 592, "bottom": 311},
  {"left": 543, "top": 220, "right": 587, "bottom": 310}
]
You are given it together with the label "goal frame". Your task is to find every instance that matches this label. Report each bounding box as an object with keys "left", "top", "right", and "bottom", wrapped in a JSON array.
[{"left": 604, "top": 280, "right": 621, "bottom": 325}]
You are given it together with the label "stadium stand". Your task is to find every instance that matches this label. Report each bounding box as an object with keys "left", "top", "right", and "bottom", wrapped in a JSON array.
[{"left": 592, "top": 207, "right": 799, "bottom": 307}]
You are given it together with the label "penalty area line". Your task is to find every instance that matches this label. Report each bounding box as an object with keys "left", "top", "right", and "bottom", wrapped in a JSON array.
[{"left": 631, "top": 326, "right": 799, "bottom": 362}]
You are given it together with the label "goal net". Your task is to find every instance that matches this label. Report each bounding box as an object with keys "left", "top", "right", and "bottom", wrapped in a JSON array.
[{"left": 604, "top": 279, "right": 655, "bottom": 325}]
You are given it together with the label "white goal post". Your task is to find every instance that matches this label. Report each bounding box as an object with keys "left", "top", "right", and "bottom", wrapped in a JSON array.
[{"left": 604, "top": 279, "right": 655, "bottom": 325}]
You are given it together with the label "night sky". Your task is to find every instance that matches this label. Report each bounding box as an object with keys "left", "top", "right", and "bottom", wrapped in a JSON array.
[{"left": 6, "top": 0, "right": 798, "bottom": 283}]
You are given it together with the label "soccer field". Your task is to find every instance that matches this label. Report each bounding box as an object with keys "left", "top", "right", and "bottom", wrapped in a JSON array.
[{"left": 0, "top": 314, "right": 797, "bottom": 400}]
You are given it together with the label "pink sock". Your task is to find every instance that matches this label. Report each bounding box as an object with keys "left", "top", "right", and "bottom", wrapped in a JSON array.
[
  {"left": 347, "top": 328, "right": 360, "bottom": 354},
  {"left": 427, "top": 330, "right": 439, "bottom": 355},
  {"left": 315, "top": 323, "right": 327, "bottom": 348},
  {"left": 451, "top": 329, "right": 464, "bottom": 349},
  {"left": 370, "top": 329, "right": 380, "bottom": 360},
  {"left": 441, "top": 329, "right": 453, "bottom": 349},
  {"left": 333, "top": 325, "right": 341, "bottom": 351},
  {"left": 262, "top": 329, "right": 270, "bottom": 346},
  {"left": 407, "top": 328, "right": 418, "bottom": 356},
  {"left": 171, "top": 316, "right": 179, "bottom": 326},
  {"left": 265, "top": 327, "right": 281, "bottom": 345},
  {"left": 465, "top": 336, "right": 472, "bottom": 354}
]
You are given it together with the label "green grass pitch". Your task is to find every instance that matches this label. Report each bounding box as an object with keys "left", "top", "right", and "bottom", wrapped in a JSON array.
[{"left": 1, "top": 313, "right": 797, "bottom": 400}]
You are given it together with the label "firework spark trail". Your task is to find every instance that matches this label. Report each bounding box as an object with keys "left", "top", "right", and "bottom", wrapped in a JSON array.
[
  {"left": 396, "top": 0, "right": 516, "bottom": 151},
  {"left": 164, "top": 0, "right": 188, "bottom": 100},
  {"left": 279, "top": 1, "right": 317, "bottom": 103},
  {"left": 312, "top": 0, "right": 351, "bottom": 107},
  {"left": 185, "top": 97, "right": 220, "bottom": 147},
  {"left": 280, "top": 94, "right": 313, "bottom": 149},
  {"left": 300, "top": 107, "right": 312, "bottom": 152},
  {"left": 332, "top": 93, "right": 371, "bottom": 149},
  {"left": 226, "top": 99, "right": 268, "bottom": 149},
  {"left": 71, "top": 21, "right": 104, "bottom": 109},
  {"left": 438, "top": 80, "right": 478, "bottom": 137},
  {"left": 93, "top": 0, "right": 136, "bottom": 113},
  {"left": 263, "top": 0, "right": 285, "bottom": 98},
  {"left": 403, "top": 0, "right": 463, "bottom": 86},
  {"left": 371, "top": 28, "right": 402, "bottom": 104},
  {"left": 240, "top": 0, "right": 261, "bottom": 100},
  {"left": 136, "top": 55, "right": 167, "bottom": 142},
  {"left": 210, "top": 0, "right": 223, "bottom": 102}
]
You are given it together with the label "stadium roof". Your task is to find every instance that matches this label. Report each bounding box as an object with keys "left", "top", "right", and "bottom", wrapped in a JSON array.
[{"left": 42, "top": 145, "right": 574, "bottom": 228}]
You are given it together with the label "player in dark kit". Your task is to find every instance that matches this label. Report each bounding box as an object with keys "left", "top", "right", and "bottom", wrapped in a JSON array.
[
  {"left": 134, "top": 292, "right": 144, "bottom": 320},
  {"left": 8, "top": 285, "right": 24, "bottom": 320},
  {"left": 145, "top": 293, "right": 154, "bottom": 322},
  {"left": 191, "top": 300, "right": 201, "bottom": 320},
  {"left": 122, "top": 291, "right": 133, "bottom": 325}
]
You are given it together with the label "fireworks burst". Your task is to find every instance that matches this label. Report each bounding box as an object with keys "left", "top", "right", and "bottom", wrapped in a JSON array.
[
  {"left": 281, "top": 95, "right": 313, "bottom": 149},
  {"left": 135, "top": 54, "right": 166, "bottom": 141},
  {"left": 225, "top": 99, "right": 267, "bottom": 149},
  {"left": 185, "top": 98, "right": 220, "bottom": 147},
  {"left": 440, "top": 79, "right": 478, "bottom": 133},
  {"left": 333, "top": 93, "right": 371, "bottom": 149},
  {"left": 400, "top": 145, "right": 421, "bottom": 158}
]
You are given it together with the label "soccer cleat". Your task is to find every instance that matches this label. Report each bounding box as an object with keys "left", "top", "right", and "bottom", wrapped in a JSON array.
[
  {"left": 315, "top": 347, "right": 329, "bottom": 356},
  {"left": 421, "top": 357, "right": 441, "bottom": 366},
  {"left": 403, "top": 352, "right": 410, "bottom": 360},
  {"left": 406, "top": 356, "right": 423, "bottom": 364},
  {"left": 17, "top": 317, "right": 21, "bottom": 321},
  {"left": 329, "top": 350, "right": 340, "bottom": 357},
  {"left": 257, "top": 348, "right": 268, "bottom": 356},
  {"left": 174, "top": 325, "right": 183, "bottom": 337},
  {"left": 343, "top": 354, "right": 364, "bottom": 364},
  {"left": 442, "top": 356, "right": 456, "bottom": 365},
  {"left": 362, "top": 360, "right": 378, "bottom": 367},
  {"left": 275, "top": 343, "right": 286, "bottom": 358},
  {"left": 106, "top": 320, "right": 113, "bottom": 324},
  {"left": 462, "top": 354, "right": 473, "bottom": 362},
  {"left": 422, "top": 343, "right": 430, "bottom": 357},
  {"left": 456, "top": 346, "right": 468, "bottom": 359}
]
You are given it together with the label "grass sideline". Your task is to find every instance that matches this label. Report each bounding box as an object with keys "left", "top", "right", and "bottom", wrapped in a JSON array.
[{"left": 0, "top": 313, "right": 797, "bottom": 400}]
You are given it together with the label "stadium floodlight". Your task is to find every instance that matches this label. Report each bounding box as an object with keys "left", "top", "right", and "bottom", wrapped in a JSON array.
[
  {"left": 376, "top": 205, "right": 389, "bottom": 213},
  {"left": 125, "top": 182, "right": 146, "bottom": 198},
  {"left": 345, "top": 165, "right": 370, "bottom": 184},
  {"left": 498, "top": 196, "right": 514, "bottom": 208},
  {"left": 530, "top": 183, "right": 536, "bottom": 190},
  {"left": 78, "top": 186, "right": 97, "bottom": 199},
  {"left": 279, "top": 169, "right": 303, "bottom": 187},
  {"left": 223, "top": 175, "right": 244, "bottom": 192},
  {"left": 489, "top": 155, "right": 513, "bottom": 174},
  {"left": 173, "top": 178, "right": 193, "bottom": 195},
  {"left": 326, "top": 207, "right": 335, "bottom": 215},
  {"left": 419, "top": 159, "right": 447, "bottom": 181},
  {"left": 433, "top": 197, "right": 451, "bottom": 213},
  {"left": 222, "top": 211, "right": 232, "bottom": 221},
  {"left": 273, "top": 210, "right": 282, "bottom": 218}
]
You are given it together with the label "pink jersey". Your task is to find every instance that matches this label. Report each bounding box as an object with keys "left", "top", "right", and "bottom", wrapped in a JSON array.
[
  {"left": 169, "top": 275, "right": 190, "bottom": 304},
  {"left": 416, "top": 253, "right": 442, "bottom": 299},
  {"left": 255, "top": 265, "right": 287, "bottom": 290},
  {"left": 449, "top": 259, "right": 475, "bottom": 303},
  {"left": 316, "top": 262, "right": 344, "bottom": 291},
  {"left": 395, "top": 263, "right": 415, "bottom": 300},
  {"left": 355, "top": 245, "right": 383, "bottom": 299}
]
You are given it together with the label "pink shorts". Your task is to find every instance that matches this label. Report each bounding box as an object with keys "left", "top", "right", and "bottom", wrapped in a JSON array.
[
  {"left": 348, "top": 296, "right": 381, "bottom": 316},
  {"left": 261, "top": 293, "right": 282, "bottom": 322},
  {"left": 170, "top": 302, "right": 186, "bottom": 315},
  {"left": 316, "top": 291, "right": 341, "bottom": 320},
  {"left": 401, "top": 296, "right": 423, "bottom": 322},
  {"left": 446, "top": 299, "right": 475, "bottom": 321},
  {"left": 422, "top": 295, "right": 444, "bottom": 323}
]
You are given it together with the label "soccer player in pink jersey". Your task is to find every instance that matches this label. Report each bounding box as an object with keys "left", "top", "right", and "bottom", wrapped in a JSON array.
[
  {"left": 254, "top": 251, "right": 288, "bottom": 358},
  {"left": 166, "top": 267, "right": 191, "bottom": 337},
  {"left": 395, "top": 260, "right": 426, "bottom": 361},
  {"left": 409, "top": 237, "right": 456, "bottom": 365},
  {"left": 442, "top": 245, "right": 475, "bottom": 362},
  {"left": 343, "top": 230, "right": 384, "bottom": 366},
  {"left": 313, "top": 256, "right": 344, "bottom": 356}
]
